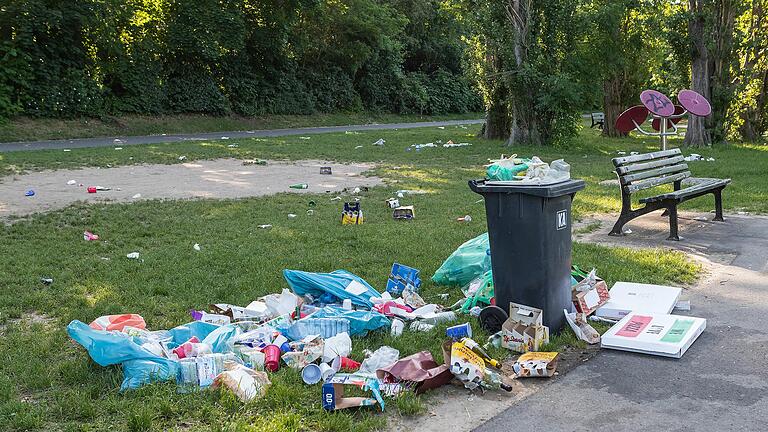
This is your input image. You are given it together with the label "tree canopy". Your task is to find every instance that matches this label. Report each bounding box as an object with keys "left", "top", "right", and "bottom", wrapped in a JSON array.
[{"left": 0, "top": 0, "right": 766, "bottom": 145}]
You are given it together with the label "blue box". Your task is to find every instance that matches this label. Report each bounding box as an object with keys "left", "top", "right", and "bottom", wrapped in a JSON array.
[{"left": 386, "top": 263, "right": 421, "bottom": 296}]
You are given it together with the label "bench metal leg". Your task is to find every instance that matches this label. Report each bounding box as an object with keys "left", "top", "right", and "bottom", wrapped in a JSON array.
[
  {"left": 610, "top": 216, "right": 627, "bottom": 236},
  {"left": 667, "top": 205, "right": 680, "bottom": 241},
  {"left": 713, "top": 189, "right": 724, "bottom": 221}
]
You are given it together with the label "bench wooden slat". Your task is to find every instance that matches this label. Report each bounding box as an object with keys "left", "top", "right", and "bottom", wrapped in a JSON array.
[
  {"left": 620, "top": 164, "right": 689, "bottom": 185},
  {"left": 612, "top": 148, "right": 681, "bottom": 167},
  {"left": 640, "top": 178, "right": 731, "bottom": 203},
  {"left": 616, "top": 155, "right": 685, "bottom": 175},
  {"left": 624, "top": 172, "right": 691, "bottom": 194}
]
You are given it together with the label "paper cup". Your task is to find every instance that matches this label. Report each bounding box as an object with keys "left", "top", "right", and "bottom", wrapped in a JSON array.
[{"left": 302, "top": 364, "right": 322, "bottom": 384}]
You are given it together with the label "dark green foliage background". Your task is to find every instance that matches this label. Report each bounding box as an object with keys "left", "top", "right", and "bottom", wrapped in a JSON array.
[{"left": 0, "top": 0, "right": 481, "bottom": 119}]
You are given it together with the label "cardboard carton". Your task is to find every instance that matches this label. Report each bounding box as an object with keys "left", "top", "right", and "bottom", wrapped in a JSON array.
[
  {"left": 601, "top": 312, "right": 706, "bottom": 358},
  {"left": 321, "top": 374, "right": 384, "bottom": 411},
  {"left": 512, "top": 352, "right": 559, "bottom": 378},
  {"left": 572, "top": 277, "right": 610, "bottom": 315},
  {"left": 341, "top": 202, "right": 364, "bottom": 225},
  {"left": 596, "top": 282, "right": 682, "bottom": 320},
  {"left": 500, "top": 303, "right": 550, "bottom": 353},
  {"left": 392, "top": 205, "right": 415, "bottom": 220}
]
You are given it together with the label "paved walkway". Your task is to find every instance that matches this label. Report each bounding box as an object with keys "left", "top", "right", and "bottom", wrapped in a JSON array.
[
  {"left": 0, "top": 119, "right": 484, "bottom": 152},
  {"left": 476, "top": 212, "right": 768, "bottom": 432}
]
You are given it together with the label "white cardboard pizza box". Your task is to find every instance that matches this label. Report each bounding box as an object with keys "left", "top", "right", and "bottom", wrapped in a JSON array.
[
  {"left": 596, "top": 282, "right": 682, "bottom": 320},
  {"left": 601, "top": 312, "right": 706, "bottom": 358}
]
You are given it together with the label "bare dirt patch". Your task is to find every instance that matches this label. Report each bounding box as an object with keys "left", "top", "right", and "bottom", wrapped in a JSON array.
[{"left": 0, "top": 159, "right": 382, "bottom": 218}]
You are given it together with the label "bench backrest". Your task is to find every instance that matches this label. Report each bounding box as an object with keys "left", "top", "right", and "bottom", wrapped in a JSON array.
[
  {"left": 591, "top": 112, "right": 605, "bottom": 121},
  {"left": 611, "top": 148, "right": 690, "bottom": 194}
]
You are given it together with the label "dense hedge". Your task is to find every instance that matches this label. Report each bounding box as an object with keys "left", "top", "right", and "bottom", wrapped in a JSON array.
[{"left": 0, "top": 0, "right": 481, "bottom": 119}]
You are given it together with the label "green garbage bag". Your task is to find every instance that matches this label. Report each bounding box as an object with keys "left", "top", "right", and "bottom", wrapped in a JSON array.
[
  {"left": 432, "top": 233, "right": 491, "bottom": 286},
  {"left": 460, "top": 270, "right": 494, "bottom": 313},
  {"left": 486, "top": 158, "right": 530, "bottom": 181}
]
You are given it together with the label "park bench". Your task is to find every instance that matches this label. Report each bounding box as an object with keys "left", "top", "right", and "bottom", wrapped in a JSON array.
[
  {"left": 609, "top": 148, "right": 730, "bottom": 241},
  {"left": 590, "top": 112, "right": 605, "bottom": 129}
]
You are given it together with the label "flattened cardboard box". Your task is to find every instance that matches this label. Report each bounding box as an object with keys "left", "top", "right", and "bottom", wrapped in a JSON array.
[
  {"left": 572, "top": 277, "right": 610, "bottom": 315},
  {"left": 601, "top": 312, "right": 706, "bottom": 358},
  {"left": 596, "top": 282, "right": 681, "bottom": 320},
  {"left": 500, "top": 303, "right": 549, "bottom": 353}
]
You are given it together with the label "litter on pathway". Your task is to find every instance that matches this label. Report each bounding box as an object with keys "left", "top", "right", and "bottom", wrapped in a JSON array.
[{"left": 25, "top": 190, "right": 35, "bottom": 197}]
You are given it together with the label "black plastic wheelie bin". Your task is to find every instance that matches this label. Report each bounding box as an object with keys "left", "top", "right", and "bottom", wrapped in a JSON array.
[{"left": 469, "top": 179, "right": 585, "bottom": 331}]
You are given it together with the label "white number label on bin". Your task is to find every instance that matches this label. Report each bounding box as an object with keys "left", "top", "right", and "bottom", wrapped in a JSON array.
[{"left": 556, "top": 210, "right": 568, "bottom": 230}]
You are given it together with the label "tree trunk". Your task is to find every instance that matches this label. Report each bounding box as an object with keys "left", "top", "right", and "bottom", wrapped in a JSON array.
[
  {"left": 508, "top": 98, "right": 541, "bottom": 145},
  {"left": 483, "top": 83, "right": 511, "bottom": 140},
  {"left": 602, "top": 74, "right": 629, "bottom": 137},
  {"left": 685, "top": 0, "right": 712, "bottom": 147},
  {"left": 708, "top": 0, "right": 737, "bottom": 143},
  {"left": 739, "top": 68, "right": 768, "bottom": 141}
]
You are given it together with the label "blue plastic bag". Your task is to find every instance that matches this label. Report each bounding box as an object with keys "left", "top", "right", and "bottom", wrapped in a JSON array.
[
  {"left": 432, "top": 233, "right": 492, "bottom": 286},
  {"left": 67, "top": 319, "right": 223, "bottom": 391},
  {"left": 283, "top": 269, "right": 381, "bottom": 308},
  {"left": 310, "top": 306, "right": 390, "bottom": 337}
]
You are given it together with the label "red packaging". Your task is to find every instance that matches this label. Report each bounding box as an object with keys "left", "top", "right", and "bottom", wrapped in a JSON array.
[
  {"left": 87, "top": 187, "right": 97, "bottom": 193},
  {"left": 172, "top": 336, "right": 201, "bottom": 359}
]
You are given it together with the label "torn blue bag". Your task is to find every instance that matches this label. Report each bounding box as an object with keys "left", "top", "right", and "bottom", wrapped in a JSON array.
[
  {"left": 67, "top": 319, "right": 234, "bottom": 391},
  {"left": 283, "top": 269, "right": 381, "bottom": 308}
]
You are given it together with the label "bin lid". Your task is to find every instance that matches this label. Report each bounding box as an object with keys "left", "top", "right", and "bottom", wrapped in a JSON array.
[{"left": 468, "top": 178, "right": 585, "bottom": 197}]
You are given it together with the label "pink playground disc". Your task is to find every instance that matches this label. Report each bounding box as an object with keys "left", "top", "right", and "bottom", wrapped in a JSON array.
[
  {"left": 678, "top": 89, "right": 711, "bottom": 116},
  {"left": 640, "top": 90, "right": 675, "bottom": 117}
]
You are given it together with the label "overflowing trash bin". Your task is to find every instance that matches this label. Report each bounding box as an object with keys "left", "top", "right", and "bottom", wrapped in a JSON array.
[{"left": 469, "top": 179, "right": 585, "bottom": 331}]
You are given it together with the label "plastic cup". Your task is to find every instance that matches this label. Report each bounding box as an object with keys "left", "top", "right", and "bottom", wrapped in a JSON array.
[
  {"left": 263, "top": 345, "right": 281, "bottom": 372},
  {"left": 342, "top": 299, "right": 353, "bottom": 310},
  {"left": 318, "top": 363, "right": 335, "bottom": 381},
  {"left": 446, "top": 323, "right": 473, "bottom": 340},
  {"left": 332, "top": 356, "right": 361, "bottom": 372},
  {"left": 301, "top": 364, "right": 322, "bottom": 384}
]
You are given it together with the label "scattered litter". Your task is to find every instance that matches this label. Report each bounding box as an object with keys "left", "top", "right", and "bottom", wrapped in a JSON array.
[
  {"left": 64, "top": 149, "right": 71, "bottom": 152},
  {"left": 385, "top": 198, "right": 400, "bottom": 209},
  {"left": 432, "top": 232, "right": 490, "bottom": 286},
  {"left": 377, "top": 351, "right": 452, "bottom": 394},
  {"left": 596, "top": 282, "right": 681, "bottom": 320},
  {"left": 193, "top": 243, "right": 201, "bottom": 251},
  {"left": 132, "top": 194, "right": 142, "bottom": 199},
  {"left": 41, "top": 277, "right": 54, "bottom": 285},
  {"left": 499, "top": 303, "right": 549, "bottom": 353},
  {"left": 227, "top": 144, "right": 238, "bottom": 148},
  {"left": 67, "top": 180, "right": 77, "bottom": 185},
  {"left": 355, "top": 145, "right": 364, "bottom": 149},
  {"left": 622, "top": 228, "right": 632, "bottom": 234},
  {"left": 512, "top": 352, "right": 559, "bottom": 378},
  {"left": 446, "top": 323, "right": 472, "bottom": 339},
  {"left": 390, "top": 319, "right": 404, "bottom": 337},
  {"left": 341, "top": 202, "right": 364, "bottom": 225},
  {"left": 457, "top": 215, "right": 472, "bottom": 223},
  {"left": 243, "top": 159, "right": 267, "bottom": 166},
  {"left": 373, "top": 138, "right": 385, "bottom": 146},
  {"left": 320, "top": 166, "right": 332, "bottom": 175},
  {"left": 630, "top": 151, "right": 639, "bottom": 155},
  {"left": 115, "top": 147, "right": 123, "bottom": 150},
  {"left": 443, "top": 141, "right": 471, "bottom": 148},
  {"left": 601, "top": 312, "right": 706, "bottom": 358},
  {"left": 25, "top": 190, "right": 35, "bottom": 197},
  {"left": 564, "top": 309, "right": 600, "bottom": 344},
  {"left": 322, "top": 374, "right": 385, "bottom": 411},
  {"left": 126, "top": 252, "right": 140, "bottom": 259},
  {"left": 393, "top": 205, "right": 415, "bottom": 220},
  {"left": 83, "top": 231, "right": 100, "bottom": 241},
  {"left": 213, "top": 361, "right": 270, "bottom": 401},
  {"left": 437, "top": 126, "right": 445, "bottom": 129},
  {"left": 345, "top": 131, "right": 360, "bottom": 135},
  {"left": 288, "top": 213, "right": 297, "bottom": 219},
  {"left": 306, "top": 209, "right": 315, "bottom": 216},
  {"left": 673, "top": 299, "right": 691, "bottom": 311},
  {"left": 179, "top": 156, "right": 187, "bottom": 161},
  {"left": 114, "top": 139, "right": 123, "bottom": 143},
  {"left": 571, "top": 269, "right": 610, "bottom": 315},
  {"left": 617, "top": 151, "right": 626, "bottom": 155},
  {"left": 331, "top": 196, "right": 342, "bottom": 201},
  {"left": 258, "top": 224, "right": 273, "bottom": 229},
  {"left": 289, "top": 183, "right": 308, "bottom": 189},
  {"left": 221, "top": 137, "right": 230, "bottom": 140},
  {"left": 386, "top": 263, "right": 421, "bottom": 296},
  {"left": 359, "top": 346, "right": 399, "bottom": 375},
  {"left": 299, "top": 136, "right": 311, "bottom": 140},
  {"left": 706, "top": 157, "right": 715, "bottom": 162},
  {"left": 693, "top": 216, "right": 707, "bottom": 221}
]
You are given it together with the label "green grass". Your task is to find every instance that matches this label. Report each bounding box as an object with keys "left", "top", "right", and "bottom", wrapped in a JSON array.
[
  {"left": 0, "top": 124, "right": 746, "bottom": 431},
  {"left": 0, "top": 112, "right": 482, "bottom": 143}
]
